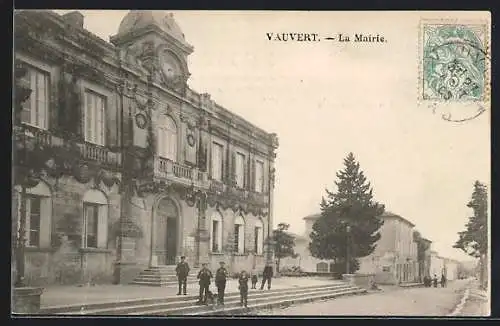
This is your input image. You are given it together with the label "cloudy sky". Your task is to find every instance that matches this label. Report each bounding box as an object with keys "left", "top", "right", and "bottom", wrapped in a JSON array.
[{"left": 52, "top": 10, "right": 490, "bottom": 262}]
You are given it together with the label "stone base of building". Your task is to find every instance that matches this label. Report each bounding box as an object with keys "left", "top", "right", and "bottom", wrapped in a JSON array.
[
  {"left": 342, "top": 273, "right": 376, "bottom": 290},
  {"left": 113, "top": 261, "right": 144, "bottom": 285},
  {"left": 12, "top": 287, "right": 44, "bottom": 314}
]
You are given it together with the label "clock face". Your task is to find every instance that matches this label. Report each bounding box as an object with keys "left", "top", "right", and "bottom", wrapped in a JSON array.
[{"left": 160, "top": 52, "right": 181, "bottom": 81}]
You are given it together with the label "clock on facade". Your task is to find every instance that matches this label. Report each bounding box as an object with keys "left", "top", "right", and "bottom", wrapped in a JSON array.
[
  {"left": 135, "top": 113, "right": 148, "bottom": 129},
  {"left": 159, "top": 51, "right": 182, "bottom": 82}
]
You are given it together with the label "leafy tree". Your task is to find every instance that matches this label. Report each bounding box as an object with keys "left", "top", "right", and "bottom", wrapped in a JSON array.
[
  {"left": 453, "top": 181, "right": 488, "bottom": 289},
  {"left": 273, "top": 223, "right": 297, "bottom": 273},
  {"left": 453, "top": 181, "right": 488, "bottom": 257},
  {"left": 309, "top": 152, "right": 385, "bottom": 274}
]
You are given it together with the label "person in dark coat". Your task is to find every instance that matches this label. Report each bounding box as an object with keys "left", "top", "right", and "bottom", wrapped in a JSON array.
[
  {"left": 260, "top": 264, "right": 273, "bottom": 290},
  {"left": 432, "top": 274, "right": 438, "bottom": 288},
  {"left": 440, "top": 274, "right": 447, "bottom": 288},
  {"left": 196, "top": 263, "right": 212, "bottom": 305},
  {"left": 238, "top": 270, "right": 250, "bottom": 307},
  {"left": 175, "top": 256, "right": 190, "bottom": 295},
  {"left": 215, "top": 261, "right": 229, "bottom": 305}
]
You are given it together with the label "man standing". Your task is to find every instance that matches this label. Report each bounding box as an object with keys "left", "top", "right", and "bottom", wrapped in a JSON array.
[
  {"left": 196, "top": 263, "right": 212, "bottom": 305},
  {"left": 260, "top": 264, "right": 273, "bottom": 290},
  {"left": 175, "top": 256, "right": 190, "bottom": 295},
  {"left": 215, "top": 261, "right": 229, "bottom": 305}
]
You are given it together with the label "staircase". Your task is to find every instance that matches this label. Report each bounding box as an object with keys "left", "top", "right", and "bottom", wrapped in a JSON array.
[
  {"left": 130, "top": 265, "right": 199, "bottom": 287},
  {"left": 40, "top": 281, "right": 367, "bottom": 316}
]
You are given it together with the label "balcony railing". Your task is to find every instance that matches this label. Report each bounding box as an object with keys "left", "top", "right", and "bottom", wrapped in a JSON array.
[
  {"left": 155, "top": 157, "right": 209, "bottom": 186},
  {"left": 80, "top": 143, "right": 107, "bottom": 163},
  {"left": 14, "top": 125, "right": 122, "bottom": 167}
]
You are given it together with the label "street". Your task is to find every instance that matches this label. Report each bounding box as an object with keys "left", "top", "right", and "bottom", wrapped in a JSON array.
[{"left": 257, "top": 280, "right": 481, "bottom": 316}]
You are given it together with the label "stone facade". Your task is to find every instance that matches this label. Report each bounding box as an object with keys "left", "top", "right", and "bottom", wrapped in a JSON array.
[{"left": 13, "top": 10, "right": 278, "bottom": 286}]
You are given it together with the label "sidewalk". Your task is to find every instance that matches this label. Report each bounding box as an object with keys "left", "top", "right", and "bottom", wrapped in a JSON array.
[
  {"left": 457, "top": 281, "right": 490, "bottom": 316},
  {"left": 40, "top": 276, "right": 341, "bottom": 308}
]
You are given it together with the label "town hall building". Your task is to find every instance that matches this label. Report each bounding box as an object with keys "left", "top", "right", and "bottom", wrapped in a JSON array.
[{"left": 13, "top": 10, "right": 278, "bottom": 286}]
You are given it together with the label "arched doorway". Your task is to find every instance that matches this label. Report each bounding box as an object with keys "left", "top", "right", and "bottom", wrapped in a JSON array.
[{"left": 155, "top": 198, "right": 179, "bottom": 265}]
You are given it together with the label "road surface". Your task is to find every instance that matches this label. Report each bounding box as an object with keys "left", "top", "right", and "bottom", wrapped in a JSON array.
[{"left": 257, "top": 279, "right": 476, "bottom": 316}]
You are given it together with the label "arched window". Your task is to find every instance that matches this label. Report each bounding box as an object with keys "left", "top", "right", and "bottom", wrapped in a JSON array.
[
  {"left": 157, "top": 115, "right": 177, "bottom": 161},
  {"left": 82, "top": 189, "right": 108, "bottom": 249},
  {"left": 15, "top": 181, "right": 52, "bottom": 248},
  {"left": 254, "top": 219, "right": 264, "bottom": 255},
  {"left": 233, "top": 215, "right": 245, "bottom": 254},
  {"left": 210, "top": 212, "right": 223, "bottom": 253}
]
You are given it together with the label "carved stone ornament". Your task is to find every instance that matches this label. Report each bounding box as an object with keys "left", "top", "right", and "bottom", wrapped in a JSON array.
[
  {"left": 270, "top": 133, "right": 279, "bottom": 148},
  {"left": 135, "top": 112, "right": 148, "bottom": 129},
  {"left": 187, "top": 133, "right": 196, "bottom": 147}
]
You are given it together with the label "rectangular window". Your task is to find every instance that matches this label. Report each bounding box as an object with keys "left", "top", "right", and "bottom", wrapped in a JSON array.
[
  {"left": 83, "top": 203, "right": 99, "bottom": 248},
  {"left": 20, "top": 66, "right": 50, "bottom": 129},
  {"left": 254, "top": 227, "right": 259, "bottom": 253},
  {"left": 84, "top": 90, "right": 106, "bottom": 146},
  {"left": 234, "top": 224, "right": 240, "bottom": 253},
  {"left": 211, "top": 142, "right": 224, "bottom": 181},
  {"left": 255, "top": 160, "right": 264, "bottom": 193},
  {"left": 212, "top": 220, "right": 219, "bottom": 252},
  {"left": 382, "top": 266, "right": 391, "bottom": 272},
  {"left": 235, "top": 152, "right": 245, "bottom": 188},
  {"left": 25, "top": 195, "right": 41, "bottom": 247}
]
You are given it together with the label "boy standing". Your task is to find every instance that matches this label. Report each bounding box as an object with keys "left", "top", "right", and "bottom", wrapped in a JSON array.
[
  {"left": 196, "top": 263, "right": 212, "bottom": 304},
  {"left": 251, "top": 270, "right": 258, "bottom": 289},
  {"left": 238, "top": 270, "right": 250, "bottom": 307},
  {"left": 215, "top": 261, "right": 229, "bottom": 305}
]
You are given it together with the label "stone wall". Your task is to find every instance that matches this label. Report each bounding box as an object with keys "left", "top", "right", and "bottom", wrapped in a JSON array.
[{"left": 13, "top": 174, "right": 121, "bottom": 286}]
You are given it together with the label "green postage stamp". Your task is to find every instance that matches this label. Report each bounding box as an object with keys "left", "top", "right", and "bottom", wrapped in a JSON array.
[{"left": 420, "top": 19, "right": 490, "bottom": 104}]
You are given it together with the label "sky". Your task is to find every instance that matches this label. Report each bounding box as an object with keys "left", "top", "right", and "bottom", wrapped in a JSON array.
[{"left": 51, "top": 10, "right": 490, "bottom": 262}]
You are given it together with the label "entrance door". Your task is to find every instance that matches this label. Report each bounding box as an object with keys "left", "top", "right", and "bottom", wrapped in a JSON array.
[
  {"left": 155, "top": 198, "right": 178, "bottom": 265},
  {"left": 166, "top": 217, "right": 177, "bottom": 265}
]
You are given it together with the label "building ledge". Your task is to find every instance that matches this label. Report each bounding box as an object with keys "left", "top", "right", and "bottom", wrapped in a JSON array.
[
  {"left": 79, "top": 248, "right": 113, "bottom": 254},
  {"left": 25, "top": 246, "right": 56, "bottom": 253}
]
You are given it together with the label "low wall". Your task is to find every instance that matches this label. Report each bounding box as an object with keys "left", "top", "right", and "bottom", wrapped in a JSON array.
[{"left": 342, "top": 273, "right": 375, "bottom": 290}]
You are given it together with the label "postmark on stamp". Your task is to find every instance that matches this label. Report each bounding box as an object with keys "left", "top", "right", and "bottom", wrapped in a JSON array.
[
  {"left": 419, "top": 19, "right": 490, "bottom": 122},
  {"left": 421, "top": 21, "right": 489, "bottom": 102}
]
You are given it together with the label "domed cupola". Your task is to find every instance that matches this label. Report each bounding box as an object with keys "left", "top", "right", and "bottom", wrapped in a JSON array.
[
  {"left": 110, "top": 10, "right": 193, "bottom": 93},
  {"left": 115, "top": 10, "right": 187, "bottom": 44}
]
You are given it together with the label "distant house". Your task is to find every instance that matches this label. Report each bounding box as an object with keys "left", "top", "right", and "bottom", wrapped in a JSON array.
[
  {"left": 282, "top": 211, "right": 422, "bottom": 284},
  {"left": 430, "top": 251, "right": 445, "bottom": 277},
  {"left": 443, "top": 258, "right": 460, "bottom": 281},
  {"left": 357, "top": 211, "right": 419, "bottom": 284}
]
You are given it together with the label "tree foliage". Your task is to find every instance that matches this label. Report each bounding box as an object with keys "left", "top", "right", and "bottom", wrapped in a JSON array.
[
  {"left": 453, "top": 181, "right": 488, "bottom": 258},
  {"left": 309, "top": 152, "right": 385, "bottom": 273},
  {"left": 273, "top": 223, "right": 297, "bottom": 272}
]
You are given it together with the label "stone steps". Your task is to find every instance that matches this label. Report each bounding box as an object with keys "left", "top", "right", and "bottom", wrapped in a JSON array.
[
  {"left": 130, "top": 265, "right": 199, "bottom": 287},
  {"left": 40, "top": 282, "right": 366, "bottom": 316}
]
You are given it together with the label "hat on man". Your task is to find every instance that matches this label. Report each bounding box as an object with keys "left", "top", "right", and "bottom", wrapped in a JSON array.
[{"left": 219, "top": 261, "right": 225, "bottom": 265}]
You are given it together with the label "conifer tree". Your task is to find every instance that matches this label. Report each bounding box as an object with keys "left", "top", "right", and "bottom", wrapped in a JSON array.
[{"left": 309, "top": 153, "right": 385, "bottom": 274}]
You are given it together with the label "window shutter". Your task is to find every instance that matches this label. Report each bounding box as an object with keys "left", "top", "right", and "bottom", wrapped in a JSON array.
[
  {"left": 251, "top": 160, "right": 256, "bottom": 191},
  {"left": 97, "top": 204, "right": 108, "bottom": 248},
  {"left": 230, "top": 152, "right": 236, "bottom": 185},
  {"left": 238, "top": 223, "right": 245, "bottom": 253},
  {"left": 39, "top": 197, "right": 52, "bottom": 248},
  {"left": 242, "top": 155, "right": 247, "bottom": 188}
]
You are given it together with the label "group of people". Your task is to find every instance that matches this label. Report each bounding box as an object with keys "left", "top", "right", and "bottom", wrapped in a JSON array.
[
  {"left": 423, "top": 273, "right": 447, "bottom": 288},
  {"left": 175, "top": 256, "right": 274, "bottom": 307}
]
